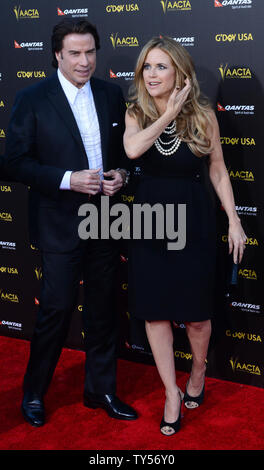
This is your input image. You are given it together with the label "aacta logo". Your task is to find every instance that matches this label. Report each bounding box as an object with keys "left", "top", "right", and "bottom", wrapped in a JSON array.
[
  {"left": 0, "top": 212, "right": 12, "bottom": 222},
  {"left": 13, "top": 6, "right": 40, "bottom": 21},
  {"left": 238, "top": 268, "right": 257, "bottom": 280},
  {"left": 230, "top": 357, "right": 261, "bottom": 376},
  {"left": 110, "top": 33, "right": 139, "bottom": 48},
  {"left": 0, "top": 289, "right": 19, "bottom": 303},
  {"left": 229, "top": 169, "right": 254, "bottom": 182},
  {"left": 219, "top": 63, "right": 252, "bottom": 80},
  {"left": 161, "top": 1, "right": 192, "bottom": 13}
]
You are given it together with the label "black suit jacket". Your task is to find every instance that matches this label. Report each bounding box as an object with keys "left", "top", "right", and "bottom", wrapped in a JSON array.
[{"left": 4, "top": 73, "right": 127, "bottom": 252}]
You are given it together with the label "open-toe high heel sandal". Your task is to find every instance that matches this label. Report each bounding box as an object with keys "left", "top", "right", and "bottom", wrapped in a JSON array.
[
  {"left": 184, "top": 377, "right": 205, "bottom": 409},
  {"left": 160, "top": 389, "right": 183, "bottom": 436}
]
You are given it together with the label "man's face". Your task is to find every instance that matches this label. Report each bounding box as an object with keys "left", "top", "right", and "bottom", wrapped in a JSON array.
[{"left": 55, "top": 33, "right": 97, "bottom": 88}]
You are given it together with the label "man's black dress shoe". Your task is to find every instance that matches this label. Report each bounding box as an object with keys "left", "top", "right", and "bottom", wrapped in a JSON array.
[
  {"left": 21, "top": 393, "right": 45, "bottom": 427},
  {"left": 84, "top": 393, "right": 138, "bottom": 420}
]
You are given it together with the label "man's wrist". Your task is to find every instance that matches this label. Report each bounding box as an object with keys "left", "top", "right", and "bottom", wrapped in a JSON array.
[{"left": 116, "top": 168, "right": 130, "bottom": 186}]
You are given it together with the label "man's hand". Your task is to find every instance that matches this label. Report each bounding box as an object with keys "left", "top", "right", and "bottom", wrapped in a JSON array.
[
  {"left": 70, "top": 169, "right": 101, "bottom": 195},
  {"left": 102, "top": 169, "right": 123, "bottom": 196}
]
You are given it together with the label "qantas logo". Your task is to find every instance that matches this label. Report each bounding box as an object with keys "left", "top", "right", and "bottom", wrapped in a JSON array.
[
  {"left": 110, "top": 69, "right": 134, "bottom": 80},
  {"left": 57, "top": 7, "right": 88, "bottom": 16},
  {"left": 14, "top": 40, "right": 43, "bottom": 50},
  {"left": 235, "top": 206, "right": 257, "bottom": 216},
  {"left": 231, "top": 302, "right": 260, "bottom": 312},
  {"left": 215, "top": 0, "right": 252, "bottom": 8},
  {"left": 0, "top": 241, "right": 16, "bottom": 250},
  {"left": 173, "top": 36, "right": 195, "bottom": 46},
  {"left": 0, "top": 320, "right": 22, "bottom": 330},
  {"left": 217, "top": 102, "right": 254, "bottom": 115}
]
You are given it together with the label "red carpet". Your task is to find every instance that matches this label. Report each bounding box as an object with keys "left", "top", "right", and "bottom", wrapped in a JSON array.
[{"left": 0, "top": 335, "right": 263, "bottom": 451}]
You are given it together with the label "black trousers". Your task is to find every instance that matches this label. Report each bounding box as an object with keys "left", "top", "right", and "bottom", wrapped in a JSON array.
[{"left": 23, "top": 238, "right": 120, "bottom": 397}]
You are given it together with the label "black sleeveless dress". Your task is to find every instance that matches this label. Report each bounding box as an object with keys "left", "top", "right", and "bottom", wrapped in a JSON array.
[{"left": 128, "top": 137, "right": 216, "bottom": 322}]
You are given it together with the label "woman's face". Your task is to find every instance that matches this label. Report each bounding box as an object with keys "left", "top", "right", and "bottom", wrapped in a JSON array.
[{"left": 142, "top": 47, "right": 176, "bottom": 101}]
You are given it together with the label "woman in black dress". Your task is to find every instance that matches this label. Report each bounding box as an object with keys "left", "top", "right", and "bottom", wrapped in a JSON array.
[{"left": 124, "top": 36, "right": 246, "bottom": 436}]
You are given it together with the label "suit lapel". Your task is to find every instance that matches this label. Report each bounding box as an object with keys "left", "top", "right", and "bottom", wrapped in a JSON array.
[
  {"left": 90, "top": 77, "right": 110, "bottom": 170},
  {"left": 45, "top": 73, "right": 88, "bottom": 168}
]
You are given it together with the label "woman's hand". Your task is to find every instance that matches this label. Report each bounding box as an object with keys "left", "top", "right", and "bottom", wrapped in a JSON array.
[
  {"left": 228, "top": 219, "right": 247, "bottom": 264},
  {"left": 165, "top": 78, "right": 192, "bottom": 121},
  {"left": 123, "top": 78, "right": 192, "bottom": 160}
]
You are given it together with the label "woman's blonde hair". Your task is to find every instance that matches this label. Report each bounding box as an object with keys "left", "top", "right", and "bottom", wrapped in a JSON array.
[{"left": 128, "top": 36, "right": 213, "bottom": 156}]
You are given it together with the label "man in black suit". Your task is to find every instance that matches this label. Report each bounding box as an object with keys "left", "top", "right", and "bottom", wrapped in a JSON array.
[{"left": 4, "top": 19, "right": 137, "bottom": 427}]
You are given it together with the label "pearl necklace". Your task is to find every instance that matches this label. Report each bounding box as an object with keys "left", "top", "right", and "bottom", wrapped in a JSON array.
[{"left": 154, "top": 120, "right": 181, "bottom": 156}]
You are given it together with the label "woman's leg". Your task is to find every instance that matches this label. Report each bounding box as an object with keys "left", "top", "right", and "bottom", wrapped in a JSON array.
[
  {"left": 145, "top": 320, "right": 182, "bottom": 435},
  {"left": 185, "top": 320, "right": 211, "bottom": 397}
]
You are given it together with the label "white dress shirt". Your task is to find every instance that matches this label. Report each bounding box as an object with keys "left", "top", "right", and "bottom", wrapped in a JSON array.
[{"left": 57, "top": 69, "right": 103, "bottom": 189}]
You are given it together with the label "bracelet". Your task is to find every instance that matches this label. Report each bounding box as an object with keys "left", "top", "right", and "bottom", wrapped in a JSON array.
[{"left": 116, "top": 168, "right": 130, "bottom": 187}]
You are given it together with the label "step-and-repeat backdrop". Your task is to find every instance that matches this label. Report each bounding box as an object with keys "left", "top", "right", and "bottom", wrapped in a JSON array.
[{"left": 0, "top": 0, "right": 263, "bottom": 387}]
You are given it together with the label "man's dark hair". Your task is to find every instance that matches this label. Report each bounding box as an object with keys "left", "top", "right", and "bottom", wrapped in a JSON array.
[{"left": 51, "top": 18, "right": 100, "bottom": 68}]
